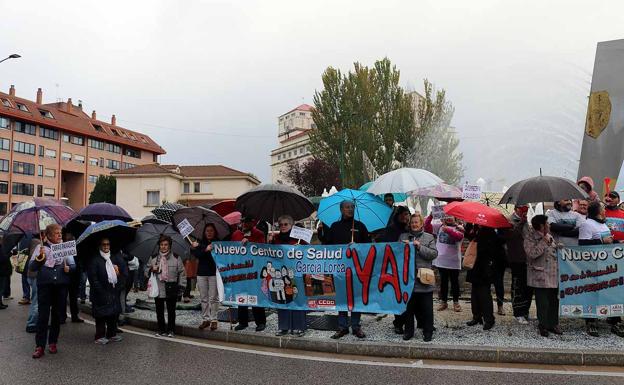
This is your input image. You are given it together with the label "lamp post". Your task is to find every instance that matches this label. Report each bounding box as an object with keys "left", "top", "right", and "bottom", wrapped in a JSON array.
[{"left": 0, "top": 54, "right": 21, "bottom": 64}]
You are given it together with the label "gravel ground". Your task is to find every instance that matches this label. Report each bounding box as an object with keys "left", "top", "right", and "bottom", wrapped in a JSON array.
[{"left": 119, "top": 289, "right": 624, "bottom": 351}]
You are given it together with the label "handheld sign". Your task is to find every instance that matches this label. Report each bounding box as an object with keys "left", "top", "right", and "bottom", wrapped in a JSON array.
[
  {"left": 50, "top": 241, "right": 77, "bottom": 265},
  {"left": 290, "top": 225, "right": 313, "bottom": 244},
  {"left": 177, "top": 218, "right": 195, "bottom": 239},
  {"left": 431, "top": 205, "right": 445, "bottom": 220},
  {"left": 462, "top": 184, "right": 482, "bottom": 200}
]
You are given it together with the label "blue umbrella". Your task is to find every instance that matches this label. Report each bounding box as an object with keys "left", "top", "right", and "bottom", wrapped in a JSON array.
[
  {"left": 76, "top": 220, "right": 136, "bottom": 254},
  {"left": 317, "top": 189, "right": 392, "bottom": 231},
  {"left": 359, "top": 182, "right": 408, "bottom": 202}
]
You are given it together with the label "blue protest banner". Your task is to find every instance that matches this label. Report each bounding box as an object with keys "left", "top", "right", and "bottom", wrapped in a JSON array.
[
  {"left": 212, "top": 241, "right": 416, "bottom": 314},
  {"left": 558, "top": 244, "right": 624, "bottom": 318}
]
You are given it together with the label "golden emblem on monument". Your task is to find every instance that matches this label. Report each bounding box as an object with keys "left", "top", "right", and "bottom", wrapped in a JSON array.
[{"left": 585, "top": 90, "right": 611, "bottom": 139}]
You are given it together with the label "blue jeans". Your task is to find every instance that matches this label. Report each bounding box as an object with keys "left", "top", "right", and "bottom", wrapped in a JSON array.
[
  {"left": 22, "top": 273, "right": 31, "bottom": 300},
  {"left": 26, "top": 277, "right": 38, "bottom": 329},
  {"left": 337, "top": 311, "right": 361, "bottom": 331}
]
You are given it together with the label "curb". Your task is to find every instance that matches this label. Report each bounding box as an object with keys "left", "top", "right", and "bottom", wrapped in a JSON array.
[{"left": 81, "top": 306, "right": 624, "bottom": 366}]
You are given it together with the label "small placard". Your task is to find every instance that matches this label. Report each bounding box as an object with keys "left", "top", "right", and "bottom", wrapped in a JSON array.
[
  {"left": 431, "top": 205, "right": 445, "bottom": 220},
  {"left": 462, "top": 184, "right": 482, "bottom": 200},
  {"left": 50, "top": 241, "right": 77, "bottom": 264},
  {"left": 290, "top": 225, "right": 313, "bottom": 244},
  {"left": 177, "top": 218, "right": 195, "bottom": 238}
]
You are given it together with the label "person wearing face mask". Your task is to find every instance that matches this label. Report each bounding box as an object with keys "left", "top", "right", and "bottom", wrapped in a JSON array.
[
  {"left": 433, "top": 215, "right": 464, "bottom": 313},
  {"left": 399, "top": 213, "right": 438, "bottom": 341},
  {"left": 87, "top": 238, "right": 123, "bottom": 345},
  {"left": 546, "top": 199, "right": 584, "bottom": 246},
  {"left": 604, "top": 191, "right": 624, "bottom": 242},
  {"left": 579, "top": 201, "right": 624, "bottom": 337}
]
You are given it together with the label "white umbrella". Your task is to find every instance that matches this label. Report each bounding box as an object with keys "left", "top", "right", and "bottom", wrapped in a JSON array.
[{"left": 367, "top": 168, "right": 443, "bottom": 195}]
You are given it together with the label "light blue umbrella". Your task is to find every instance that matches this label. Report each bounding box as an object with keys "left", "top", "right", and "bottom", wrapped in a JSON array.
[
  {"left": 318, "top": 189, "right": 392, "bottom": 231},
  {"left": 76, "top": 220, "right": 136, "bottom": 254},
  {"left": 359, "top": 182, "right": 407, "bottom": 202}
]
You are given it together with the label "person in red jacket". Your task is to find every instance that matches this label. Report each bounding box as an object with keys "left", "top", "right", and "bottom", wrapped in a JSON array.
[
  {"left": 604, "top": 191, "right": 624, "bottom": 242},
  {"left": 230, "top": 216, "right": 267, "bottom": 331}
]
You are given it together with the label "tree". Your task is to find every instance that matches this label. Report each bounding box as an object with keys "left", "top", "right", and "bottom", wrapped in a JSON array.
[
  {"left": 281, "top": 157, "right": 342, "bottom": 197},
  {"left": 89, "top": 175, "right": 116, "bottom": 204},
  {"left": 309, "top": 58, "right": 416, "bottom": 188},
  {"left": 406, "top": 80, "right": 463, "bottom": 185}
]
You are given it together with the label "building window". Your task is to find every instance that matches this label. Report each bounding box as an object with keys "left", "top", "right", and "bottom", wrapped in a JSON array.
[
  {"left": 100, "top": 157, "right": 104, "bottom": 168},
  {"left": 1, "top": 99, "right": 11, "bottom": 107},
  {"left": 299, "top": 147, "right": 304, "bottom": 154},
  {"left": 106, "top": 159, "right": 120, "bottom": 170},
  {"left": 38, "top": 165, "right": 43, "bottom": 176},
  {"left": 194, "top": 182, "right": 200, "bottom": 193},
  {"left": 12, "top": 182, "right": 34, "bottom": 196},
  {"left": 39, "top": 127, "right": 58, "bottom": 140},
  {"left": 201, "top": 182, "right": 210, "bottom": 193},
  {"left": 14, "top": 141, "right": 36, "bottom": 155},
  {"left": 38, "top": 145, "right": 44, "bottom": 157},
  {"left": 92, "top": 124, "right": 103, "bottom": 132},
  {"left": 14, "top": 121, "right": 36, "bottom": 135},
  {"left": 183, "top": 183, "right": 190, "bottom": 194},
  {"left": 122, "top": 162, "right": 135, "bottom": 169},
  {"left": 72, "top": 136, "right": 84, "bottom": 146},
  {"left": 13, "top": 161, "right": 35, "bottom": 175},
  {"left": 0, "top": 117, "right": 9, "bottom": 129},
  {"left": 44, "top": 188, "right": 55, "bottom": 197},
  {"left": 44, "top": 168, "right": 56, "bottom": 178},
  {"left": 277, "top": 155, "right": 281, "bottom": 160},
  {"left": 0, "top": 159, "right": 8, "bottom": 172},
  {"left": 39, "top": 110, "right": 54, "bottom": 119},
  {"left": 105, "top": 143, "right": 121, "bottom": 154},
  {"left": 61, "top": 152, "right": 71, "bottom": 161},
  {"left": 0, "top": 181, "right": 7, "bottom": 194},
  {"left": 0, "top": 202, "right": 6, "bottom": 215},
  {"left": 74, "top": 155, "right": 85, "bottom": 164},
  {"left": 89, "top": 158, "right": 98, "bottom": 166},
  {"left": 88, "top": 175, "right": 98, "bottom": 184},
  {"left": 0, "top": 138, "right": 9, "bottom": 151},
  {"left": 37, "top": 185, "right": 43, "bottom": 197},
  {"left": 45, "top": 149, "right": 57, "bottom": 158},
  {"left": 88, "top": 138, "right": 105, "bottom": 150},
  {"left": 62, "top": 134, "right": 70, "bottom": 142},
  {"left": 146, "top": 191, "right": 160, "bottom": 206},
  {"left": 124, "top": 148, "right": 140, "bottom": 158},
  {"left": 16, "top": 103, "right": 28, "bottom": 112}
]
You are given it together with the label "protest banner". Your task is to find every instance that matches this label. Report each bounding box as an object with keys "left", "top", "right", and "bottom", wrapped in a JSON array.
[
  {"left": 212, "top": 241, "right": 416, "bottom": 314},
  {"left": 431, "top": 205, "right": 445, "bottom": 220},
  {"left": 289, "top": 225, "right": 313, "bottom": 244},
  {"left": 606, "top": 217, "right": 624, "bottom": 233},
  {"left": 462, "top": 184, "right": 481, "bottom": 200},
  {"left": 177, "top": 218, "right": 195, "bottom": 239},
  {"left": 558, "top": 244, "right": 624, "bottom": 318},
  {"left": 50, "top": 241, "right": 77, "bottom": 265}
]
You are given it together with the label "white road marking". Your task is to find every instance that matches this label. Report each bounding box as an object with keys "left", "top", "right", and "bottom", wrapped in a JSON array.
[{"left": 81, "top": 318, "right": 624, "bottom": 377}]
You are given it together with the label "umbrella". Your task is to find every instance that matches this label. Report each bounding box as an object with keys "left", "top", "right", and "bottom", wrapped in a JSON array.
[
  {"left": 125, "top": 223, "right": 190, "bottom": 262},
  {"left": 317, "top": 188, "right": 392, "bottom": 232},
  {"left": 210, "top": 199, "right": 237, "bottom": 217},
  {"left": 443, "top": 201, "right": 511, "bottom": 229},
  {"left": 235, "top": 184, "right": 315, "bottom": 222},
  {"left": 76, "top": 220, "right": 136, "bottom": 254},
  {"left": 172, "top": 207, "right": 230, "bottom": 240},
  {"left": 359, "top": 182, "right": 407, "bottom": 202},
  {"left": 410, "top": 183, "right": 462, "bottom": 200},
  {"left": 223, "top": 211, "right": 241, "bottom": 226},
  {"left": 499, "top": 176, "right": 589, "bottom": 205},
  {"left": 151, "top": 202, "right": 186, "bottom": 224},
  {"left": 366, "top": 168, "right": 443, "bottom": 195},
  {"left": 75, "top": 202, "right": 133, "bottom": 222},
  {"left": 140, "top": 215, "right": 169, "bottom": 225},
  {"left": 64, "top": 219, "right": 91, "bottom": 239}
]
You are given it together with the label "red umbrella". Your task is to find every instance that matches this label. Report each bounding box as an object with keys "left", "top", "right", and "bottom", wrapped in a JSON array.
[
  {"left": 443, "top": 201, "right": 511, "bottom": 228},
  {"left": 223, "top": 211, "right": 241, "bottom": 226},
  {"left": 210, "top": 200, "right": 237, "bottom": 217}
]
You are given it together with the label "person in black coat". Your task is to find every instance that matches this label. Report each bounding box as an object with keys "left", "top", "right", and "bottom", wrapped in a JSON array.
[
  {"left": 319, "top": 200, "right": 370, "bottom": 339},
  {"left": 87, "top": 237, "right": 123, "bottom": 344},
  {"left": 465, "top": 224, "right": 503, "bottom": 330}
]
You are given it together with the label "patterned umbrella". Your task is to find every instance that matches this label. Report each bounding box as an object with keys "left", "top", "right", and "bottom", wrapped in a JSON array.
[
  {"left": 76, "top": 202, "right": 133, "bottom": 222},
  {"left": 125, "top": 223, "right": 190, "bottom": 262},
  {"left": 141, "top": 215, "right": 169, "bottom": 225},
  {"left": 150, "top": 202, "right": 186, "bottom": 224},
  {"left": 172, "top": 207, "right": 230, "bottom": 240},
  {"left": 410, "top": 183, "right": 462, "bottom": 200}
]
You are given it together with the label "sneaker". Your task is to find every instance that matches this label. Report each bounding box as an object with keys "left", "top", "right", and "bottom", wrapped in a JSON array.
[
  {"left": 234, "top": 324, "right": 247, "bottom": 331},
  {"left": 255, "top": 323, "right": 266, "bottom": 332},
  {"left": 109, "top": 335, "right": 123, "bottom": 342},
  {"left": 167, "top": 332, "right": 175, "bottom": 338},
  {"left": 18, "top": 298, "right": 30, "bottom": 305},
  {"left": 353, "top": 329, "right": 366, "bottom": 339},
  {"left": 95, "top": 338, "right": 109, "bottom": 345},
  {"left": 331, "top": 329, "right": 349, "bottom": 339},
  {"left": 294, "top": 330, "right": 306, "bottom": 337},
  {"left": 437, "top": 302, "right": 448, "bottom": 311},
  {"left": 586, "top": 323, "right": 599, "bottom": 337},
  {"left": 515, "top": 316, "right": 529, "bottom": 325},
  {"left": 32, "top": 347, "right": 45, "bottom": 359},
  {"left": 611, "top": 323, "right": 624, "bottom": 338},
  {"left": 48, "top": 344, "right": 57, "bottom": 354},
  {"left": 275, "top": 330, "right": 289, "bottom": 336},
  {"left": 453, "top": 302, "right": 462, "bottom": 312},
  {"left": 155, "top": 332, "right": 167, "bottom": 337}
]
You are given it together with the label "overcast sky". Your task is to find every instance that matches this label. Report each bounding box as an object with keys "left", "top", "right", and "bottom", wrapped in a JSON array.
[{"left": 1, "top": 0, "right": 622, "bottom": 189}]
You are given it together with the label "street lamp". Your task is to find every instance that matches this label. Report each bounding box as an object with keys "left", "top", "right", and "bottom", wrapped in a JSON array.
[{"left": 0, "top": 54, "right": 21, "bottom": 64}]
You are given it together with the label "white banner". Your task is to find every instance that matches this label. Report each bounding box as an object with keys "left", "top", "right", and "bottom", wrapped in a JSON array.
[
  {"left": 462, "top": 184, "right": 482, "bottom": 200},
  {"left": 289, "top": 225, "right": 313, "bottom": 244},
  {"left": 50, "top": 241, "right": 77, "bottom": 264}
]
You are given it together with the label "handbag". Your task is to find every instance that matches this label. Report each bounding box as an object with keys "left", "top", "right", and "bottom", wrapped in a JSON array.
[
  {"left": 417, "top": 268, "right": 436, "bottom": 285},
  {"left": 147, "top": 273, "right": 159, "bottom": 298},
  {"left": 15, "top": 253, "right": 29, "bottom": 274},
  {"left": 463, "top": 240, "right": 478, "bottom": 269}
]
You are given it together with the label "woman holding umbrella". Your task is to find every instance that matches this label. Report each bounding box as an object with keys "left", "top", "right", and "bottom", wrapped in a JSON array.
[
  {"left": 87, "top": 238, "right": 124, "bottom": 344},
  {"left": 145, "top": 235, "right": 186, "bottom": 337},
  {"left": 190, "top": 224, "right": 221, "bottom": 331}
]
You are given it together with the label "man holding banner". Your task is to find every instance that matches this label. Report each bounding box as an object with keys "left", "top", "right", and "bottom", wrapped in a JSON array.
[{"left": 605, "top": 191, "right": 624, "bottom": 242}]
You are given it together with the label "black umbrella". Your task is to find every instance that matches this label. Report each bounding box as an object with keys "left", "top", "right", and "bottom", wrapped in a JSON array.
[
  {"left": 499, "top": 176, "right": 589, "bottom": 205},
  {"left": 76, "top": 220, "right": 137, "bottom": 255},
  {"left": 172, "top": 207, "right": 230, "bottom": 240},
  {"left": 235, "top": 184, "right": 315, "bottom": 222},
  {"left": 151, "top": 202, "right": 186, "bottom": 224},
  {"left": 125, "top": 223, "right": 190, "bottom": 263},
  {"left": 64, "top": 219, "right": 92, "bottom": 239},
  {"left": 76, "top": 202, "right": 133, "bottom": 222},
  {"left": 141, "top": 215, "right": 169, "bottom": 225}
]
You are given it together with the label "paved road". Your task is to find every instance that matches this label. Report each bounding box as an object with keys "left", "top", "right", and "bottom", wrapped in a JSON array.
[{"left": 1, "top": 287, "right": 623, "bottom": 384}]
